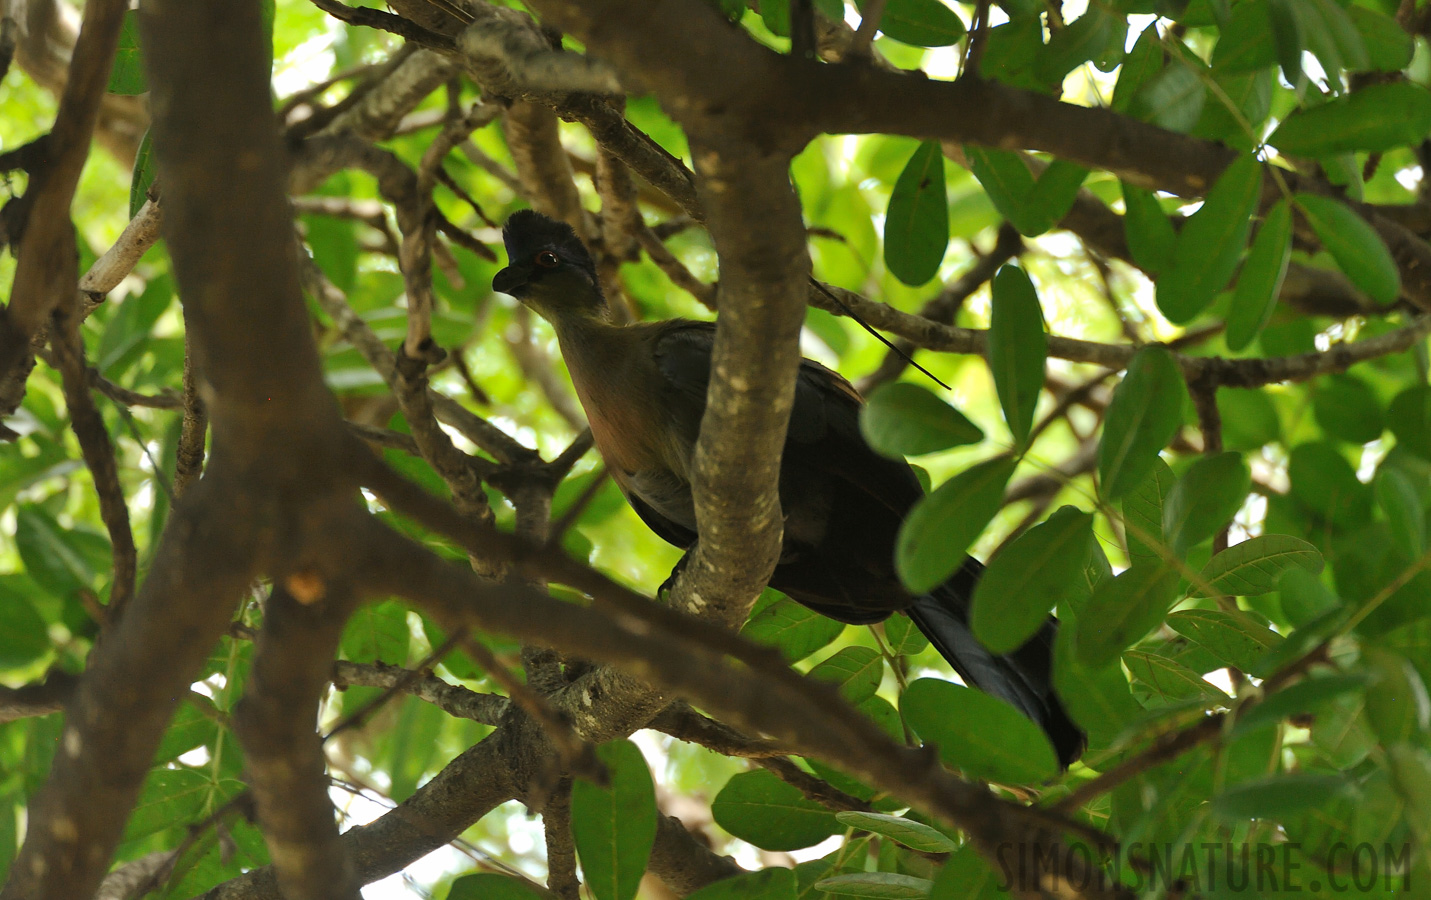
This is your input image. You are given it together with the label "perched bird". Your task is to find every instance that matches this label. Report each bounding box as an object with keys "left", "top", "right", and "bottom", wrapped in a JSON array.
[{"left": 493, "top": 209, "right": 1084, "bottom": 767}]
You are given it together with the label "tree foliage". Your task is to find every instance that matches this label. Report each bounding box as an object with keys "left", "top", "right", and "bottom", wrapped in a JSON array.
[{"left": 2, "top": 0, "right": 1431, "bottom": 897}]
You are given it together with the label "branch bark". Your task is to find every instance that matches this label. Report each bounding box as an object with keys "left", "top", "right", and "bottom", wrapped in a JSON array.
[{"left": 235, "top": 587, "right": 360, "bottom": 900}]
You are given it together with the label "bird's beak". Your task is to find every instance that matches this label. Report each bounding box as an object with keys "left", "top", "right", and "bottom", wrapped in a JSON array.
[{"left": 492, "top": 265, "right": 530, "bottom": 296}]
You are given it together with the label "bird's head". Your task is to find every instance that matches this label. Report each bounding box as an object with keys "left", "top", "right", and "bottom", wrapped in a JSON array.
[{"left": 492, "top": 210, "right": 605, "bottom": 322}]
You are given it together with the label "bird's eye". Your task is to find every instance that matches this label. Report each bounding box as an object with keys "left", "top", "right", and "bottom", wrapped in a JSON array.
[{"left": 534, "top": 251, "right": 561, "bottom": 269}]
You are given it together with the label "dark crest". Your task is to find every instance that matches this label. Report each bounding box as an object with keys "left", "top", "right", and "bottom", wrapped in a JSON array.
[{"left": 502, "top": 210, "right": 595, "bottom": 277}]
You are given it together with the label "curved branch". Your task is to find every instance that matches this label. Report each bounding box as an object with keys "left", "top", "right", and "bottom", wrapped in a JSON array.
[{"left": 814, "top": 283, "right": 1431, "bottom": 388}]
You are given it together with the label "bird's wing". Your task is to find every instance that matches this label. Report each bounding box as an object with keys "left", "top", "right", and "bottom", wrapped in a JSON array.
[{"left": 650, "top": 320, "right": 924, "bottom": 519}]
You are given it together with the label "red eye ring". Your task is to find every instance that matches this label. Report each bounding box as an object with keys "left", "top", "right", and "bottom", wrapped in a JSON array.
[{"left": 534, "top": 250, "right": 561, "bottom": 269}]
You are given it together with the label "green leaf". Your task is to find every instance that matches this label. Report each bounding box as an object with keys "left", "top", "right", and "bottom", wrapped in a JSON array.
[
  {"left": 106, "top": 11, "right": 146, "bottom": 95},
  {"left": 742, "top": 596, "right": 846, "bottom": 662},
  {"left": 711, "top": 770, "right": 842, "bottom": 851},
  {"left": 987, "top": 265, "right": 1046, "bottom": 448},
  {"left": 860, "top": 0, "right": 967, "bottom": 46},
  {"left": 928, "top": 845, "right": 1009, "bottom": 900},
  {"left": 885, "top": 616, "right": 929, "bottom": 656},
  {"left": 1375, "top": 467, "right": 1426, "bottom": 559},
  {"left": 1111, "top": 25, "right": 1163, "bottom": 113},
  {"left": 967, "top": 147, "right": 1038, "bottom": 235},
  {"left": 1128, "top": 63, "right": 1206, "bottom": 132},
  {"left": 1293, "top": 0, "right": 1368, "bottom": 82},
  {"left": 901, "top": 678, "right": 1059, "bottom": 784},
  {"left": 1274, "top": 568, "right": 1342, "bottom": 632},
  {"left": 1312, "top": 373, "right": 1384, "bottom": 445},
  {"left": 1212, "top": 1, "right": 1276, "bottom": 72},
  {"left": 1037, "top": 7, "right": 1117, "bottom": 84},
  {"left": 571, "top": 741, "right": 657, "bottom": 900},
  {"left": 447, "top": 874, "right": 551, "bottom": 900},
  {"left": 689, "top": 868, "right": 798, "bottom": 900},
  {"left": 1053, "top": 609, "right": 1142, "bottom": 746},
  {"left": 1361, "top": 647, "right": 1431, "bottom": 745},
  {"left": 1121, "top": 183, "right": 1176, "bottom": 274},
  {"left": 860, "top": 382, "right": 983, "bottom": 458},
  {"left": 762, "top": 0, "right": 793, "bottom": 36},
  {"left": 834, "top": 811, "right": 960, "bottom": 853},
  {"left": 808, "top": 646, "right": 883, "bottom": 705},
  {"left": 971, "top": 507, "right": 1093, "bottom": 653},
  {"left": 1166, "top": 609, "right": 1282, "bottom": 670},
  {"left": 978, "top": 18, "right": 1045, "bottom": 90},
  {"left": 1193, "top": 69, "right": 1273, "bottom": 147},
  {"left": 1386, "top": 745, "right": 1431, "bottom": 851},
  {"left": 1390, "top": 385, "right": 1431, "bottom": 460},
  {"left": 1026, "top": 159, "right": 1088, "bottom": 227},
  {"left": 304, "top": 175, "right": 360, "bottom": 293},
  {"left": 1098, "top": 347, "right": 1188, "bottom": 500},
  {"left": 897, "top": 456, "right": 1018, "bottom": 593},
  {"left": 1226, "top": 199, "right": 1291, "bottom": 352},
  {"left": 15, "top": 504, "right": 103, "bottom": 597},
  {"left": 1210, "top": 773, "right": 1354, "bottom": 821},
  {"left": 341, "top": 601, "right": 411, "bottom": 664},
  {"left": 1191, "top": 534, "right": 1324, "bottom": 597},
  {"left": 1156, "top": 154, "right": 1262, "bottom": 323},
  {"left": 1121, "top": 458, "right": 1175, "bottom": 561},
  {"left": 967, "top": 149, "right": 1082, "bottom": 237},
  {"left": 1162, "top": 451, "right": 1251, "bottom": 555},
  {"left": 1218, "top": 388, "right": 1281, "bottom": 451},
  {"left": 1271, "top": 83, "right": 1431, "bottom": 156},
  {"left": 0, "top": 580, "right": 52, "bottom": 670},
  {"left": 98, "top": 273, "right": 174, "bottom": 377},
  {"left": 1234, "top": 673, "right": 1369, "bottom": 734},
  {"left": 1124, "top": 649, "right": 1228, "bottom": 701},
  {"left": 1294, "top": 194, "right": 1400, "bottom": 306},
  {"left": 1349, "top": 6, "right": 1413, "bottom": 72},
  {"left": 1266, "top": 0, "right": 1305, "bottom": 87},
  {"left": 129, "top": 130, "right": 156, "bottom": 219},
  {"left": 885, "top": 141, "right": 949, "bottom": 286},
  {"left": 123, "top": 768, "right": 217, "bottom": 842},
  {"left": 813, "top": 873, "right": 934, "bottom": 899},
  {"left": 1288, "top": 442, "right": 1373, "bottom": 526},
  {"left": 1075, "top": 561, "right": 1179, "bottom": 667}
]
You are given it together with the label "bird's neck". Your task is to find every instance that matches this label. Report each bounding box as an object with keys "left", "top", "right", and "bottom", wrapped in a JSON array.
[{"left": 548, "top": 313, "right": 630, "bottom": 391}]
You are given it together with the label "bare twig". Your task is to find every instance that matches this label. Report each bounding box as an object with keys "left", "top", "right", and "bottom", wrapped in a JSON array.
[
  {"left": 331, "top": 659, "right": 509, "bottom": 724},
  {"left": 51, "top": 299, "right": 137, "bottom": 624}
]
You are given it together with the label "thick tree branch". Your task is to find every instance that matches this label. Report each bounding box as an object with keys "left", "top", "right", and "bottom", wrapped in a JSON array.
[
  {"left": 661, "top": 146, "right": 810, "bottom": 623},
  {"left": 647, "top": 813, "right": 745, "bottom": 896},
  {"left": 235, "top": 588, "right": 361, "bottom": 900},
  {"left": 0, "top": 0, "right": 126, "bottom": 409},
  {"left": 542, "top": 781, "right": 581, "bottom": 900}
]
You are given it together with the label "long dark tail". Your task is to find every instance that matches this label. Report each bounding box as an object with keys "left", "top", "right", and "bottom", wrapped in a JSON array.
[{"left": 905, "top": 560, "right": 1085, "bottom": 768}]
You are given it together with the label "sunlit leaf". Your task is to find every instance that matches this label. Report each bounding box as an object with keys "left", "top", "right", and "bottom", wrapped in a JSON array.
[
  {"left": 897, "top": 456, "right": 1018, "bottom": 593},
  {"left": 986, "top": 264, "right": 1046, "bottom": 448},
  {"left": 1098, "top": 347, "right": 1188, "bottom": 499},
  {"left": 1295, "top": 194, "right": 1400, "bottom": 306},
  {"left": 971, "top": 506, "right": 1093, "bottom": 653},
  {"left": 901, "top": 678, "right": 1059, "bottom": 784},
  {"left": 572, "top": 741, "right": 657, "bottom": 900},
  {"left": 860, "top": 382, "right": 983, "bottom": 458},
  {"left": 1226, "top": 200, "right": 1291, "bottom": 352},
  {"left": 885, "top": 141, "right": 949, "bottom": 286}
]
